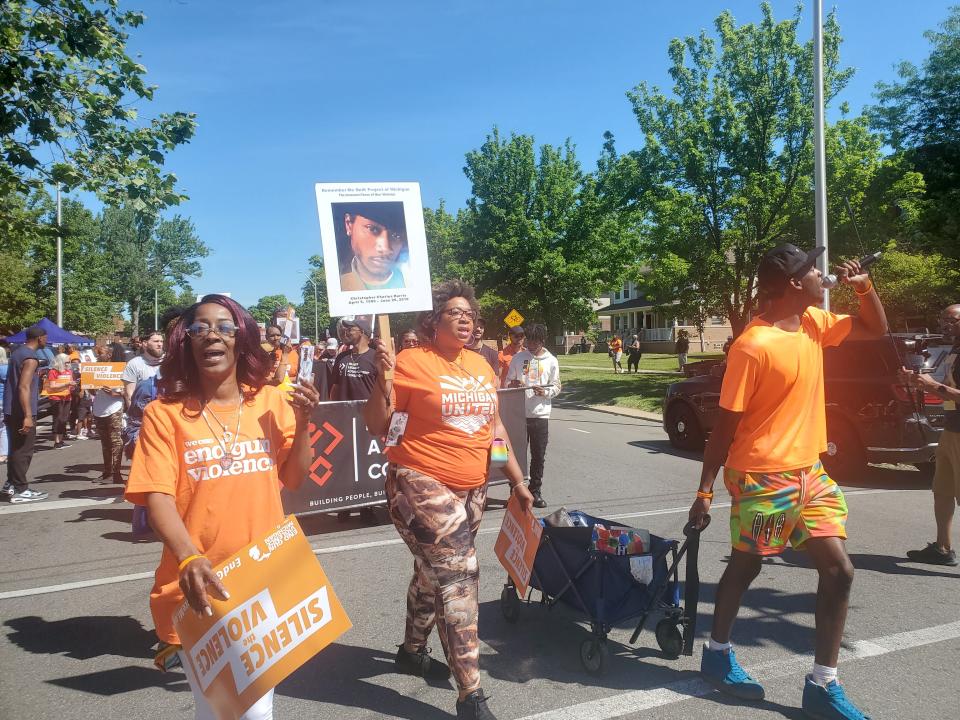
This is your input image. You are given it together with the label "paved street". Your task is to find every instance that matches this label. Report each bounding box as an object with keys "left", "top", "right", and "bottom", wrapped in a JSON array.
[{"left": 1, "top": 406, "right": 957, "bottom": 719}]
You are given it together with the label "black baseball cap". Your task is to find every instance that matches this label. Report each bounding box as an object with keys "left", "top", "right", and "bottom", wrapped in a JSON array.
[
  {"left": 332, "top": 201, "right": 406, "bottom": 235},
  {"left": 757, "top": 243, "right": 825, "bottom": 292}
]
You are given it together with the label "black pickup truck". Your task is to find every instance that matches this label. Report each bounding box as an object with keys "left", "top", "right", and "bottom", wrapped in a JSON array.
[{"left": 662, "top": 334, "right": 947, "bottom": 481}]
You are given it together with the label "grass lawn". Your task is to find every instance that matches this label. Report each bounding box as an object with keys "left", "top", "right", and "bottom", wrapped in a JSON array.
[{"left": 556, "top": 352, "right": 723, "bottom": 413}]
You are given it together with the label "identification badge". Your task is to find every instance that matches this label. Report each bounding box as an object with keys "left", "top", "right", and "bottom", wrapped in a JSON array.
[
  {"left": 385, "top": 411, "right": 409, "bottom": 447},
  {"left": 490, "top": 437, "right": 509, "bottom": 466}
]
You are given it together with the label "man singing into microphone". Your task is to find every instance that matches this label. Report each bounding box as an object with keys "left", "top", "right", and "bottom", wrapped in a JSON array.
[{"left": 689, "top": 243, "right": 887, "bottom": 720}]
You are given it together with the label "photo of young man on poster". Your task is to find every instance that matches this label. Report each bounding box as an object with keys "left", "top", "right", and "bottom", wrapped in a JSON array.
[{"left": 333, "top": 201, "right": 408, "bottom": 292}]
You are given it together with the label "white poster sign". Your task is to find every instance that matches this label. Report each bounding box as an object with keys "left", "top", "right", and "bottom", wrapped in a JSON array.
[{"left": 315, "top": 182, "right": 433, "bottom": 316}]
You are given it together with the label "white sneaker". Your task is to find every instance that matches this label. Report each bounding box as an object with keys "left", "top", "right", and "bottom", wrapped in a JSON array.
[
  {"left": 77, "top": 430, "right": 88, "bottom": 440},
  {"left": 2, "top": 482, "right": 14, "bottom": 497},
  {"left": 10, "top": 488, "right": 48, "bottom": 503}
]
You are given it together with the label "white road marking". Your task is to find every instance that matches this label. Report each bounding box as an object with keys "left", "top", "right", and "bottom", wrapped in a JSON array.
[
  {"left": 519, "top": 620, "right": 960, "bottom": 720},
  {"left": 569, "top": 428, "right": 591, "bottom": 434},
  {"left": 0, "top": 496, "right": 122, "bottom": 515},
  {"left": 0, "top": 489, "right": 898, "bottom": 600}
]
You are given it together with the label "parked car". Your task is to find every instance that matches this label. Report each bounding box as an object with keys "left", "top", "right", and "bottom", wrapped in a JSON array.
[{"left": 662, "top": 334, "right": 948, "bottom": 480}]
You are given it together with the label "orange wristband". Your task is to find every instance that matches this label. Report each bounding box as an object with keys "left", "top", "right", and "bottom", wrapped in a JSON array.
[
  {"left": 177, "top": 554, "right": 205, "bottom": 573},
  {"left": 854, "top": 281, "right": 874, "bottom": 296},
  {"left": 696, "top": 490, "right": 714, "bottom": 500}
]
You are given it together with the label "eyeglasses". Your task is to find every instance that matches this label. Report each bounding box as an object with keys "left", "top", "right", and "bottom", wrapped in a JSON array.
[
  {"left": 186, "top": 322, "right": 239, "bottom": 339},
  {"left": 443, "top": 308, "right": 478, "bottom": 321}
]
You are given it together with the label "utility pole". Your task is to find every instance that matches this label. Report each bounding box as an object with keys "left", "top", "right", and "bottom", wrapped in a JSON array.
[
  {"left": 154, "top": 287, "right": 159, "bottom": 331},
  {"left": 56, "top": 184, "right": 63, "bottom": 326},
  {"left": 813, "top": 0, "right": 830, "bottom": 311},
  {"left": 307, "top": 276, "right": 319, "bottom": 341}
]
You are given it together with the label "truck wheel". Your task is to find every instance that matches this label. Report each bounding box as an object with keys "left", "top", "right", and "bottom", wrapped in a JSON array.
[
  {"left": 666, "top": 404, "right": 705, "bottom": 451},
  {"left": 822, "top": 418, "right": 868, "bottom": 482}
]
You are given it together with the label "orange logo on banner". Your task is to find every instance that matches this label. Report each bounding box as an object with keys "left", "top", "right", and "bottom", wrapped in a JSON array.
[
  {"left": 494, "top": 494, "right": 543, "bottom": 596},
  {"left": 308, "top": 421, "right": 344, "bottom": 487},
  {"left": 79, "top": 362, "right": 125, "bottom": 390},
  {"left": 173, "top": 516, "right": 351, "bottom": 720}
]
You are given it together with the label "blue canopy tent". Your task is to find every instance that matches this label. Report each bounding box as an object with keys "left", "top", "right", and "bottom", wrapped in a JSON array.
[{"left": 2, "top": 317, "right": 94, "bottom": 346}]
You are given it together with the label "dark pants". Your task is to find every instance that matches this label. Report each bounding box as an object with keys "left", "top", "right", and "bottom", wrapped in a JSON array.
[
  {"left": 52, "top": 399, "right": 71, "bottom": 436},
  {"left": 94, "top": 411, "right": 124, "bottom": 482},
  {"left": 628, "top": 352, "right": 641, "bottom": 372},
  {"left": 526, "top": 417, "right": 549, "bottom": 493},
  {"left": 5, "top": 415, "right": 36, "bottom": 492}
]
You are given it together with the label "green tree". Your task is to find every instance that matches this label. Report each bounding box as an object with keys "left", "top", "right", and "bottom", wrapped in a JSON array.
[
  {"left": 249, "top": 295, "right": 291, "bottom": 326},
  {"left": 617, "top": 3, "right": 854, "bottom": 335},
  {"left": 870, "top": 6, "right": 960, "bottom": 259},
  {"left": 423, "top": 201, "right": 466, "bottom": 282},
  {"left": 297, "top": 255, "right": 330, "bottom": 341},
  {"left": 461, "top": 128, "right": 637, "bottom": 337},
  {"left": 100, "top": 206, "right": 208, "bottom": 331},
  {"left": 0, "top": 0, "right": 196, "bottom": 220},
  {"left": 832, "top": 242, "right": 959, "bottom": 330}
]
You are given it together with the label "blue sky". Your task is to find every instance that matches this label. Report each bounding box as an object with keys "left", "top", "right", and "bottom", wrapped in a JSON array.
[{"left": 92, "top": 0, "right": 955, "bottom": 308}]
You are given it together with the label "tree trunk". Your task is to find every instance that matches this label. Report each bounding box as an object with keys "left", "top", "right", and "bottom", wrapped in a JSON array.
[{"left": 130, "top": 298, "right": 140, "bottom": 337}]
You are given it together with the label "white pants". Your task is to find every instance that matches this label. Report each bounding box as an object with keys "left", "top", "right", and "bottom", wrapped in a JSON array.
[{"left": 179, "top": 651, "right": 274, "bottom": 720}]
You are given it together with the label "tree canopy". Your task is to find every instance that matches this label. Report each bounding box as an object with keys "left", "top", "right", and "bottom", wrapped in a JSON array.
[{"left": 0, "top": 0, "right": 196, "bottom": 223}]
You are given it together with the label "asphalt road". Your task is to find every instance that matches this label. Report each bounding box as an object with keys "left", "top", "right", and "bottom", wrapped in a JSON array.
[{"left": 1, "top": 406, "right": 957, "bottom": 720}]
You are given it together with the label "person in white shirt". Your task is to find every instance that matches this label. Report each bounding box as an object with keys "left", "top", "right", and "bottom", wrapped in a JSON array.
[
  {"left": 506, "top": 324, "right": 561, "bottom": 508},
  {"left": 121, "top": 330, "right": 163, "bottom": 405}
]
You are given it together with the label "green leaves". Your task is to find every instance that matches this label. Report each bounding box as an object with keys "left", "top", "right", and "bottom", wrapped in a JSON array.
[{"left": 0, "top": 0, "right": 195, "bottom": 225}]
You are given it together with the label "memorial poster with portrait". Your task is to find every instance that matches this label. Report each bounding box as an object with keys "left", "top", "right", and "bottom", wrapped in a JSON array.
[{"left": 315, "top": 182, "right": 433, "bottom": 317}]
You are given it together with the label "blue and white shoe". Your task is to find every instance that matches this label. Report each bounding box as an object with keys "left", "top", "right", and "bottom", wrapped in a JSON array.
[
  {"left": 802, "top": 676, "right": 871, "bottom": 719},
  {"left": 700, "top": 645, "right": 765, "bottom": 700}
]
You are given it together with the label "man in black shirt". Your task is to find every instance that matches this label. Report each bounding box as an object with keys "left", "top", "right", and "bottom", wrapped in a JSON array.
[
  {"left": 903, "top": 303, "right": 960, "bottom": 566},
  {"left": 330, "top": 316, "right": 378, "bottom": 402},
  {"left": 3, "top": 326, "right": 49, "bottom": 503}
]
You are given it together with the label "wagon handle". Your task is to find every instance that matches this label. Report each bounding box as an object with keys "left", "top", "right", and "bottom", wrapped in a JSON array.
[{"left": 683, "top": 514, "right": 711, "bottom": 537}]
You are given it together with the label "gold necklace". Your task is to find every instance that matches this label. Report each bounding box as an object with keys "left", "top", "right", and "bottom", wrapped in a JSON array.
[{"left": 201, "top": 398, "right": 243, "bottom": 470}]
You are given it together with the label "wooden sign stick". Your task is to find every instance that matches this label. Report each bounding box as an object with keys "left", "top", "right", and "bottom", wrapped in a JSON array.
[{"left": 377, "top": 314, "right": 395, "bottom": 381}]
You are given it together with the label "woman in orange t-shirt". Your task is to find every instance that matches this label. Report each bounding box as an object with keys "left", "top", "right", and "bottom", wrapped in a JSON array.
[
  {"left": 364, "top": 280, "right": 533, "bottom": 720},
  {"left": 125, "top": 294, "right": 319, "bottom": 720}
]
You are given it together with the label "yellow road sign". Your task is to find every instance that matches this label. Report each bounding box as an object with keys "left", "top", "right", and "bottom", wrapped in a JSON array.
[{"left": 504, "top": 309, "right": 525, "bottom": 328}]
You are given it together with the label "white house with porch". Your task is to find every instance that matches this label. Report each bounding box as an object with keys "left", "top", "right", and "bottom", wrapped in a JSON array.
[{"left": 600, "top": 281, "right": 733, "bottom": 352}]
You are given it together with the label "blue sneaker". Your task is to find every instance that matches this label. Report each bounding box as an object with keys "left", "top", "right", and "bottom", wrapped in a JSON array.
[
  {"left": 802, "top": 676, "right": 871, "bottom": 719},
  {"left": 700, "top": 646, "right": 765, "bottom": 700}
]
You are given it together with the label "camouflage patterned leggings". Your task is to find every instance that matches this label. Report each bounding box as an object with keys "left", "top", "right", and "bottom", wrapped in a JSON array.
[{"left": 386, "top": 465, "right": 487, "bottom": 693}]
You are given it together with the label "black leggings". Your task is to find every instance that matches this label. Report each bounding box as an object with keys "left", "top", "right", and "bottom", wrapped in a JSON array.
[{"left": 52, "top": 400, "right": 71, "bottom": 436}]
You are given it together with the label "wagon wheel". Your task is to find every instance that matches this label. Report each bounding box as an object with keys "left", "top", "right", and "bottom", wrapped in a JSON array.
[
  {"left": 655, "top": 618, "right": 684, "bottom": 659},
  {"left": 500, "top": 586, "right": 521, "bottom": 623},
  {"left": 579, "top": 638, "right": 608, "bottom": 675}
]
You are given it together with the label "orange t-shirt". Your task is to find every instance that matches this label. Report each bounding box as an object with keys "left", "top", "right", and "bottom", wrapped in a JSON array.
[
  {"left": 609, "top": 337, "right": 623, "bottom": 353},
  {"left": 124, "top": 385, "right": 296, "bottom": 643},
  {"left": 386, "top": 346, "right": 498, "bottom": 490},
  {"left": 267, "top": 347, "right": 299, "bottom": 379},
  {"left": 499, "top": 343, "right": 523, "bottom": 386},
  {"left": 45, "top": 368, "right": 72, "bottom": 399},
  {"left": 720, "top": 307, "right": 852, "bottom": 473}
]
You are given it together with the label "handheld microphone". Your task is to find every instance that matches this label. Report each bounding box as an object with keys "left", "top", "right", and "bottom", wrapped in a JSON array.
[{"left": 821, "top": 251, "right": 882, "bottom": 289}]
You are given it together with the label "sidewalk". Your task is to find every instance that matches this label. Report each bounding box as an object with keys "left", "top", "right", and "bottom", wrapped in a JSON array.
[
  {"left": 558, "top": 365, "right": 682, "bottom": 375},
  {"left": 573, "top": 403, "right": 664, "bottom": 423}
]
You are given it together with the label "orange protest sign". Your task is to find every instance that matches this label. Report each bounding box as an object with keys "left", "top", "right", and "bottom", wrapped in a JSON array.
[
  {"left": 79, "top": 362, "right": 125, "bottom": 390},
  {"left": 494, "top": 494, "right": 543, "bottom": 596},
  {"left": 173, "top": 516, "right": 351, "bottom": 720}
]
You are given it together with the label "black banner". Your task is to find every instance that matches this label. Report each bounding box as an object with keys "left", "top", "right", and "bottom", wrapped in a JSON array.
[{"left": 281, "top": 388, "right": 529, "bottom": 515}]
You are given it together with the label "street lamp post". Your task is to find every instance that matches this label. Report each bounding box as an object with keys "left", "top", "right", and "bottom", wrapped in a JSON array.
[
  {"left": 813, "top": 0, "right": 830, "bottom": 310},
  {"left": 301, "top": 272, "right": 319, "bottom": 341},
  {"left": 56, "top": 184, "right": 63, "bottom": 326}
]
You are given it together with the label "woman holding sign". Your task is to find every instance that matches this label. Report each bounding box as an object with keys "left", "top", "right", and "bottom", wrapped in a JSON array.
[
  {"left": 365, "top": 280, "right": 533, "bottom": 720},
  {"left": 125, "top": 294, "right": 319, "bottom": 720}
]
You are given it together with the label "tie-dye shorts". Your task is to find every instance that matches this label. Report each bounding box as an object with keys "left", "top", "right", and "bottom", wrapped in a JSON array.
[{"left": 723, "top": 460, "right": 847, "bottom": 555}]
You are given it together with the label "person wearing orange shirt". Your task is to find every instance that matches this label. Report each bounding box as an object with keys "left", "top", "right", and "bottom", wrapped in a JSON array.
[
  {"left": 688, "top": 244, "right": 887, "bottom": 720},
  {"left": 125, "top": 294, "right": 319, "bottom": 720},
  {"left": 608, "top": 334, "right": 623, "bottom": 373},
  {"left": 264, "top": 323, "right": 299, "bottom": 384},
  {"left": 365, "top": 280, "right": 533, "bottom": 720},
  {"left": 498, "top": 325, "right": 525, "bottom": 387},
  {"left": 44, "top": 352, "right": 76, "bottom": 449}
]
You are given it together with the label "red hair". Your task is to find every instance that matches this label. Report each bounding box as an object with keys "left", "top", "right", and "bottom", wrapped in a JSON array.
[{"left": 158, "top": 294, "right": 271, "bottom": 404}]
